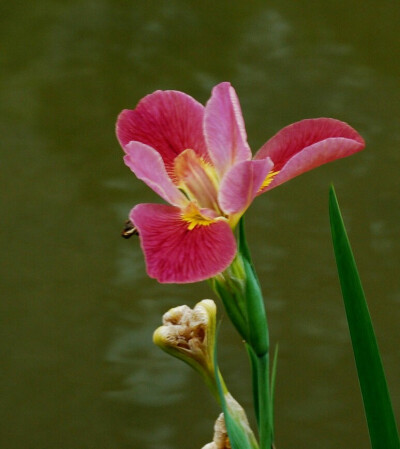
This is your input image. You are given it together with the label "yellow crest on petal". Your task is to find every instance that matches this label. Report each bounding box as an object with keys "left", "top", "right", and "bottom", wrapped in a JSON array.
[
  {"left": 182, "top": 203, "right": 216, "bottom": 230},
  {"left": 259, "top": 170, "right": 280, "bottom": 191},
  {"left": 174, "top": 149, "right": 220, "bottom": 211}
]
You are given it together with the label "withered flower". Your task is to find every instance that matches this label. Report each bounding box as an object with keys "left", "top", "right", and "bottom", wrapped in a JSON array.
[
  {"left": 201, "top": 413, "right": 230, "bottom": 449},
  {"left": 153, "top": 299, "right": 219, "bottom": 396}
]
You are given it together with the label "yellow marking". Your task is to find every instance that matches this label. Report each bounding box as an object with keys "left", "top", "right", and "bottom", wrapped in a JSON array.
[
  {"left": 259, "top": 170, "right": 280, "bottom": 191},
  {"left": 199, "top": 156, "right": 219, "bottom": 184},
  {"left": 181, "top": 203, "right": 216, "bottom": 231}
]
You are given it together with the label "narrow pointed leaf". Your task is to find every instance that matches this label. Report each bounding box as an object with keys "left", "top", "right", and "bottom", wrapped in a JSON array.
[
  {"left": 329, "top": 185, "right": 400, "bottom": 449},
  {"left": 270, "top": 343, "right": 279, "bottom": 440}
]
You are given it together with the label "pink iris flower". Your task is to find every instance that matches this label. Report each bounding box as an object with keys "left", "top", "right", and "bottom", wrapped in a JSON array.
[{"left": 116, "top": 82, "right": 364, "bottom": 284}]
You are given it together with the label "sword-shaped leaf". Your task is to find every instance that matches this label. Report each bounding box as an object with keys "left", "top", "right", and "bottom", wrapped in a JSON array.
[{"left": 329, "top": 185, "right": 399, "bottom": 449}]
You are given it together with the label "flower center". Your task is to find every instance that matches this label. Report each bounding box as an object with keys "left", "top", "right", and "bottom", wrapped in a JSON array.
[{"left": 174, "top": 149, "right": 220, "bottom": 211}]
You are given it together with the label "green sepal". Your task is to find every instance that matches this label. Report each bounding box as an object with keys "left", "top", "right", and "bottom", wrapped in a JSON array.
[
  {"left": 212, "top": 277, "right": 248, "bottom": 341},
  {"left": 238, "top": 218, "right": 269, "bottom": 356},
  {"left": 256, "top": 353, "right": 272, "bottom": 449},
  {"left": 243, "top": 257, "right": 269, "bottom": 357},
  {"left": 329, "top": 185, "right": 400, "bottom": 449}
]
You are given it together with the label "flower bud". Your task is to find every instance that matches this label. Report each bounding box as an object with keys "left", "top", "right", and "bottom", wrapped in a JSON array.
[{"left": 212, "top": 253, "right": 249, "bottom": 342}]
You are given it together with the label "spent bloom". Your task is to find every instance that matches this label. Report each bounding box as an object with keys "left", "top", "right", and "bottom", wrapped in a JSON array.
[
  {"left": 153, "top": 299, "right": 218, "bottom": 395},
  {"left": 154, "top": 301, "right": 258, "bottom": 448},
  {"left": 201, "top": 398, "right": 258, "bottom": 449},
  {"left": 201, "top": 414, "right": 230, "bottom": 449},
  {"left": 116, "top": 82, "right": 364, "bottom": 283}
]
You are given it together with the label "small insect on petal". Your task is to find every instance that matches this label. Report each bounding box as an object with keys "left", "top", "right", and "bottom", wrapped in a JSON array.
[{"left": 121, "top": 219, "right": 139, "bottom": 239}]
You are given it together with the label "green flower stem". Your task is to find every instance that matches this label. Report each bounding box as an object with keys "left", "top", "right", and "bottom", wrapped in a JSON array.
[
  {"left": 256, "top": 352, "right": 272, "bottom": 449},
  {"left": 213, "top": 218, "right": 274, "bottom": 449},
  {"left": 208, "top": 368, "right": 228, "bottom": 403},
  {"left": 246, "top": 344, "right": 260, "bottom": 426},
  {"left": 239, "top": 218, "right": 273, "bottom": 448},
  {"left": 246, "top": 345, "right": 273, "bottom": 449}
]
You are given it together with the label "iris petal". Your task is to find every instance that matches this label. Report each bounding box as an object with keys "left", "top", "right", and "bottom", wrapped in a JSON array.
[
  {"left": 124, "top": 141, "right": 187, "bottom": 207},
  {"left": 174, "top": 149, "right": 220, "bottom": 210},
  {"left": 255, "top": 118, "right": 365, "bottom": 191},
  {"left": 219, "top": 158, "right": 274, "bottom": 215},
  {"left": 117, "top": 90, "right": 208, "bottom": 173},
  {"left": 266, "top": 137, "right": 364, "bottom": 190},
  {"left": 204, "top": 82, "right": 252, "bottom": 177},
  {"left": 131, "top": 204, "right": 237, "bottom": 283}
]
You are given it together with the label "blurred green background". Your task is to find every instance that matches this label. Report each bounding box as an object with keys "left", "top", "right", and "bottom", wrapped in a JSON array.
[{"left": 1, "top": 1, "right": 399, "bottom": 448}]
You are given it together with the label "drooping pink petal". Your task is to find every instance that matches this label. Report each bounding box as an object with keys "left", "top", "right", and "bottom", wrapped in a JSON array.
[
  {"left": 264, "top": 137, "right": 365, "bottom": 190},
  {"left": 124, "top": 141, "right": 187, "bottom": 207},
  {"left": 219, "top": 158, "right": 274, "bottom": 215},
  {"left": 254, "top": 118, "right": 365, "bottom": 190},
  {"left": 204, "top": 82, "right": 252, "bottom": 177},
  {"left": 131, "top": 204, "right": 237, "bottom": 283},
  {"left": 116, "top": 90, "right": 208, "bottom": 173}
]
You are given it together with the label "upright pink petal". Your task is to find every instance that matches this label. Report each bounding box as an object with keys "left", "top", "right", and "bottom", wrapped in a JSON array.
[
  {"left": 116, "top": 90, "right": 208, "bottom": 173},
  {"left": 255, "top": 118, "right": 365, "bottom": 190},
  {"left": 204, "top": 82, "right": 252, "bottom": 177},
  {"left": 219, "top": 158, "right": 274, "bottom": 215},
  {"left": 123, "top": 142, "right": 187, "bottom": 207},
  {"left": 174, "top": 149, "right": 219, "bottom": 210},
  {"left": 131, "top": 204, "right": 237, "bottom": 283}
]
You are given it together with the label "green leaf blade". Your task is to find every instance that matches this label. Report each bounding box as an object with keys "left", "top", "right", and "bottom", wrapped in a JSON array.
[{"left": 329, "top": 185, "right": 400, "bottom": 449}]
